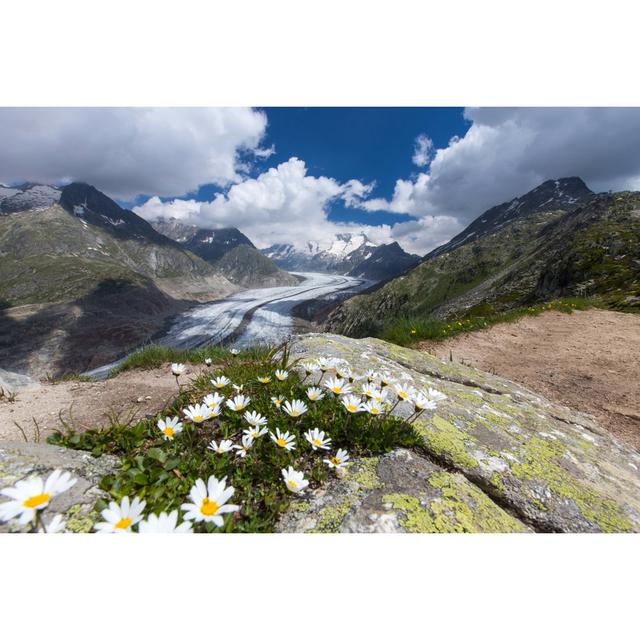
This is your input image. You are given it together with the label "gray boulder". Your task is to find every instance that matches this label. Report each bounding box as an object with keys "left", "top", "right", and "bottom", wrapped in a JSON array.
[
  {"left": 280, "top": 334, "right": 640, "bottom": 533},
  {"left": 0, "top": 442, "right": 119, "bottom": 532}
]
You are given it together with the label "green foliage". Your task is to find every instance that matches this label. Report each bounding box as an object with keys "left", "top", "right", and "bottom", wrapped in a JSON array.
[
  {"left": 49, "top": 349, "right": 420, "bottom": 532},
  {"left": 108, "top": 343, "right": 270, "bottom": 376},
  {"left": 379, "top": 297, "right": 598, "bottom": 346}
]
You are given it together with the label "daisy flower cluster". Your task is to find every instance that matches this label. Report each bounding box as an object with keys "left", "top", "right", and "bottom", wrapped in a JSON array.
[{"left": 36, "top": 351, "right": 448, "bottom": 533}]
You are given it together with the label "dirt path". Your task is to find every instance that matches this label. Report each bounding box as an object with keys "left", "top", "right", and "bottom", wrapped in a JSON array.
[
  {"left": 417, "top": 309, "right": 640, "bottom": 451},
  {"left": 0, "top": 363, "right": 211, "bottom": 443}
]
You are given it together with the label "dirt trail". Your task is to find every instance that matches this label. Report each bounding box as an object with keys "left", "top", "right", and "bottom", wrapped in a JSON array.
[
  {"left": 418, "top": 309, "right": 640, "bottom": 450},
  {"left": 0, "top": 364, "right": 212, "bottom": 442}
]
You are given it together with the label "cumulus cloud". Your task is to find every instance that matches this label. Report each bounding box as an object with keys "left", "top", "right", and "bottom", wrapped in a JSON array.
[
  {"left": 412, "top": 133, "right": 433, "bottom": 167},
  {"left": 134, "top": 157, "right": 384, "bottom": 250},
  {"left": 0, "top": 107, "right": 268, "bottom": 199},
  {"left": 362, "top": 108, "right": 640, "bottom": 231}
]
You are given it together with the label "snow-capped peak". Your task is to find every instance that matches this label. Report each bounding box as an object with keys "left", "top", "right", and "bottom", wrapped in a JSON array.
[{"left": 326, "top": 233, "right": 376, "bottom": 259}]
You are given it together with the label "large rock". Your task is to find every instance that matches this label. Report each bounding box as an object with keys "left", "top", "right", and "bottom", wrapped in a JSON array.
[
  {"left": 277, "top": 449, "right": 530, "bottom": 533},
  {"left": 283, "top": 334, "right": 640, "bottom": 533},
  {"left": 0, "top": 442, "right": 119, "bottom": 532}
]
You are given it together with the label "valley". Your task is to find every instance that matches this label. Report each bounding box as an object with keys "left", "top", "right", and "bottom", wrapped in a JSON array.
[{"left": 87, "top": 272, "right": 368, "bottom": 379}]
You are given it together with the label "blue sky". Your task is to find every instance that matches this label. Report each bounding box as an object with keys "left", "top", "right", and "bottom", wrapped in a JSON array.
[
  {"left": 2, "top": 107, "right": 640, "bottom": 254},
  {"left": 133, "top": 107, "right": 471, "bottom": 228}
]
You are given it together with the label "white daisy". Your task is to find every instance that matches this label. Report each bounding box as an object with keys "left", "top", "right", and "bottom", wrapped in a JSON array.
[
  {"left": 157, "top": 416, "right": 183, "bottom": 440},
  {"left": 337, "top": 368, "right": 355, "bottom": 382},
  {"left": 281, "top": 467, "right": 309, "bottom": 494},
  {"left": 304, "top": 428, "right": 331, "bottom": 451},
  {"left": 270, "top": 428, "right": 296, "bottom": 451},
  {"left": 302, "top": 362, "right": 319, "bottom": 376},
  {"left": 413, "top": 393, "right": 437, "bottom": 412},
  {"left": 181, "top": 476, "right": 240, "bottom": 526},
  {"left": 94, "top": 496, "right": 146, "bottom": 533},
  {"left": 322, "top": 449, "right": 349, "bottom": 469},
  {"left": 427, "top": 387, "right": 448, "bottom": 402},
  {"left": 204, "top": 357, "right": 212, "bottom": 367},
  {"left": 323, "top": 448, "right": 350, "bottom": 470},
  {"left": 203, "top": 392, "right": 225, "bottom": 410},
  {"left": 43, "top": 514, "right": 66, "bottom": 534},
  {"left": 283, "top": 399, "right": 308, "bottom": 418},
  {"left": 316, "top": 357, "right": 333, "bottom": 372},
  {"left": 183, "top": 403, "right": 213, "bottom": 424},
  {"left": 371, "top": 387, "right": 389, "bottom": 403},
  {"left": 365, "top": 369, "right": 377, "bottom": 383},
  {"left": 341, "top": 394, "right": 365, "bottom": 413},
  {"left": 211, "top": 375, "right": 231, "bottom": 390},
  {"left": 361, "top": 382, "right": 380, "bottom": 399},
  {"left": 364, "top": 399, "right": 385, "bottom": 415},
  {"left": 234, "top": 434, "right": 254, "bottom": 458},
  {"left": 138, "top": 510, "right": 193, "bottom": 533},
  {"left": 324, "top": 377, "right": 352, "bottom": 396},
  {"left": 243, "top": 425, "right": 268, "bottom": 441},
  {"left": 171, "top": 363, "right": 186, "bottom": 376},
  {"left": 257, "top": 375, "right": 271, "bottom": 385},
  {"left": 230, "top": 348, "right": 240, "bottom": 356},
  {"left": 394, "top": 383, "right": 416, "bottom": 401},
  {"left": 306, "top": 387, "right": 325, "bottom": 402},
  {"left": 232, "top": 383, "right": 244, "bottom": 392},
  {"left": 275, "top": 369, "right": 289, "bottom": 381},
  {"left": 271, "top": 395, "right": 285, "bottom": 409},
  {"left": 225, "top": 394, "right": 251, "bottom": 412},
  {"left": 244, "top": 410, "right": 268, "bottom": 428},
  {"left": 0, "top": 469, "right": 77, "bottom": 526},
  {"left": 208, "top": 439, "right": 234, "bottom": 454},
  {"left": 379, "top": 371, "right": 395, "bottom": 387}
]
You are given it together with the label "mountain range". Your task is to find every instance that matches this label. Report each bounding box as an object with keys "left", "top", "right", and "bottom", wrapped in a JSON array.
[
  {"left": 150, "top": 218, "right": 300, "bottom": 288},
  {"left": 262, "top": 233, "right": 420, "bottom": 280},
  {"left": 326, "top": 177, "right": 640, "bottom": 336}
]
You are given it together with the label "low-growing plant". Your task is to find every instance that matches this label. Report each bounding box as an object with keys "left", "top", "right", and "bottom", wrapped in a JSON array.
[
  {"left": 49, "top": 347, "right": 424, "bottom": 532},
  {"left": 379, "top": 297, "right": 599, "bottom": 346},
  {"left": 108, "top": 343, "right": 270, "bottom": 376}
]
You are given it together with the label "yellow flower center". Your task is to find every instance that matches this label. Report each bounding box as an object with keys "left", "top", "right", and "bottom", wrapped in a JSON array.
[
  {"left": 287, "top": 479, "right": 297, "bottom": 490},
  {"left": 277, "top": 438, "right": 287, "bottom": 447},
  {"left": 399, "top": 391, "right": 407, "bottom": 398},
  {"left": 332, "top": 387, "right": 341, "bottom": 394},
  {"left": 23, "top": 493, "right": 50, "bottom": 509},
  {"left": 312, "top": 438, "right": 322, "bottom": 446},
  {"left": 163, "top": 427, "right": 174, "bottom": 438},
  {"left": 331, "top": 457, "right": 341, "bottom": 466},
  {"left": 347, "top": 405, "right": 357, "bottom": 411},
  {"left": 193, "top": 415, "right": 203, "bottom": 422},
  {"left": 290, "top": 410, "right": 299, "bottom": 416},
  {"left": 200, "top": 497, "right": 219, "bottom": 516},
  {"left": 115, "top": 517, "right": 131, "bottom": 530},
  {"left": 370, "top": 408, "right": 379, "bottom": 414}
]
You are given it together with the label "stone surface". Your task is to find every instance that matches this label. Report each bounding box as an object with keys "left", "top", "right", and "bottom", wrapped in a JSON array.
[
  {"left": 0, "top": 442, "right": 119, "bottom": 532},
  {"left": 283, "top": 333, "right": 640, "bottom": 533},
  {"left": 277, "top": 449, "right": 530, "bottom": 533}
]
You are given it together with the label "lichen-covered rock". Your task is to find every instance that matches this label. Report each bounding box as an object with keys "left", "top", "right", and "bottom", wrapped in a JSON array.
[
  {"left": 0, "top": 442, "right": 119, "bottom": 532},
  {"left": 287, "top": 334, "right": 640, "bottom": 533},
  {"left": 277, "top": 449, "right": 530, "bottom": 533}
]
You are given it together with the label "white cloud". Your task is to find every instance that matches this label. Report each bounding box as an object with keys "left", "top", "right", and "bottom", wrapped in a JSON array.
[
  {"left": 134, "top": 157, "right": 385, "bottom": 250},
  {"left": 412, "top": 133, "right": 433, "bottom": 167},
  {"left": 361, "top": 108, "right": 640, "bottom": 236},
  {"left": 0, "top": 107, "right": 268, "bottom": 199}
]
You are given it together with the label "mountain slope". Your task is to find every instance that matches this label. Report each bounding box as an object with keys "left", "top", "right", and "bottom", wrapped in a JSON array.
[
  {"left": 0, "top": 183, "right": 236, "bottom": 376},
  {"left": 327, "top": 178, "right": 640, "bottom": 337},
  {"left": 346, "top": 242, "right": 420, "bottom": 280},
  {"left": 151, "top": 218, "right": 298, "bottom": 287}
]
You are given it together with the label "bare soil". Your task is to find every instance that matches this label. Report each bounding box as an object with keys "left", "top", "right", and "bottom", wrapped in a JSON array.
[
  {"left": 0, "top": 363, "right": 213, "bottom": 443},
  {"left": 417, "top": 309, "right": 640, "bottom": 451}
]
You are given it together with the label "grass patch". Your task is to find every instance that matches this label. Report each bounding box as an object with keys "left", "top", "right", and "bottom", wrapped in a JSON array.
[
  {"left": 49, "top": 347, "right": 421, "bottom": 532},
  {"left": 379, "top": 297, "right": 598, "bottom": 347},
  {"left": 45, "top": 373, "right": 94, "bottom": 384},
  {"left": 108, "top": 343, "right": 270, "bottom": 377}
]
